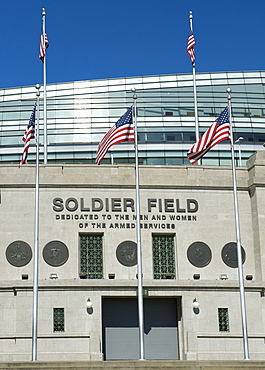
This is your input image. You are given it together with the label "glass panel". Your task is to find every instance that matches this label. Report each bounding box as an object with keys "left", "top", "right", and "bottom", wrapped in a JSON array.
[
  {"left": 146, "top": 157, "right": 165, "bottom": 165},
  {"left": 166, "top": 157, "right": 183, "bottom": 165},
  {"left": 183, "top": 132, "right": 196, "bottom": 142},
  {"left": 201, "top": 158, "right": 219, "bottom": 166},
  {"left": 165, "top": 133, "right": 182, "bottom": 142},
  {"left": 152, "top": 235, "right": 175, "bottom": 279},
  {"left": 53, "top": 308, "right": 64, "bottom": 332},
  {"left": 218, "top": 308, "right": 229, "bottom": 332},
  {"left": 146, "top": 133, "right": 164, "bottom": 142},
  {"left": 2, "top": 136, "right": 21, "bottom": 145},
  {"left": 253, "top": 133, "right": 265, "bottom": 143},
  {"left": 2, "top": 112, "right": 20, "bottom": 120},
  {"left": 220, "top": 158, "right": 232, "bottom": 166},
  {"left": 80, "top": 234, "right": 103, "bottom": 279}
]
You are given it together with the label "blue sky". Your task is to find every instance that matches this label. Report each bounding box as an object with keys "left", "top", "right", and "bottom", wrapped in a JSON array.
[{"left": 0, "top": 0, "right": 264, "bottom": 88}]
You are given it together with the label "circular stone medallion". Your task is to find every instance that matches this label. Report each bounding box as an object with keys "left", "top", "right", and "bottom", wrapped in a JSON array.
[
  {"left": 221, "top": 242, "right": 246, "bottom": 268},
  {"left": 6, "top": 241, "right": 32, "bottom": 267},
  {"left": 43, "top": 241, "right": 69, "bottom": 267},
  {"left": 116, "top": 241, "right": 137, "bottom": 267},
  {"left": 187, "top": 241, "right": 212, "bottom": 268}
]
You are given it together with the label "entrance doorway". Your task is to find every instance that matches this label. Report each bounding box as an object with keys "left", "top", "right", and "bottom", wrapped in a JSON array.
[{"left": 102, "top": 297, "right": 179, "bottom": 360}]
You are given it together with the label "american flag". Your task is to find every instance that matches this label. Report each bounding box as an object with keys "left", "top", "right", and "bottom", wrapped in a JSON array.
[
  {"left": 187, "top": 29, "right": 196, "bottom": 65},
  {"left": 20, "top": 104, "right": 37, "bottom": 166},
  {"left": 187, "top": 107, "right": 230, "bottom": 164},
  {"left": 96, "top": 107, "right": 134, "bottom": 165},
  {"left": 39, "top": 33, "right": 49, "bottom": 61}
]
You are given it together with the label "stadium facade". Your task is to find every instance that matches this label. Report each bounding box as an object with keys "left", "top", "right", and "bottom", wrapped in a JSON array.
[
  {"left": 1, "top": 71, "right": 265, "bottom": 361},
  {"left": 0, "top": 70, "right": 265, "bottom": 165}
]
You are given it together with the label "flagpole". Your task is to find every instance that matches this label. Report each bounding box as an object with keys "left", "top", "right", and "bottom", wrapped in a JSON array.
[
  {"left": 189, "top": 11, "right": 200, "bottom": 164},
  {"left": 227, "top": 88, "right": 250, "bottom": 360},
  {"left": 32, "top": 84, "right": 41, "bottom": 361},
  {"left": 42, "top": 8, "right": 48, "bottom": 164},
  {"left": 132, "top": 88, "right": 145, "bottom": 360}
]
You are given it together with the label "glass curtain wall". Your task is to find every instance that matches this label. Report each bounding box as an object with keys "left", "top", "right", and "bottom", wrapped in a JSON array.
[{"left": 0, "top": 71, "right": 265, "bottom": 166}]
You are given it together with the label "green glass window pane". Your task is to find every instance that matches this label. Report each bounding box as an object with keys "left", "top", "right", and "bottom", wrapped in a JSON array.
[
  {"left": 80, "top": 234, "right": 103, "bottom": 279},
  {"left": 53, "top": 308, "right": 64, "bottom": 332},
  {"left": 218, "top": 308, "right": 229, "bottom": 332},
  {"left": 152, "top": 235, "right": 175, "bottom": 279}
]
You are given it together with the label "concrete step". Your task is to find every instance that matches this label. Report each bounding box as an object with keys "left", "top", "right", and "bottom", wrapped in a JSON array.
[{"left": 0, "top": 361, "right": 264, "bottom": 370}]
